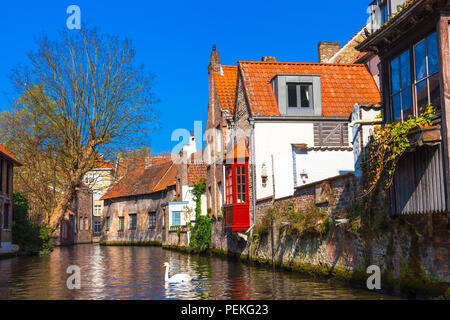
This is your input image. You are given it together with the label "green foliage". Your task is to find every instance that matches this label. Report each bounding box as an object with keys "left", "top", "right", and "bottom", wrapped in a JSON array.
[
  {"left": 189, "top": 216, "right": 211, "bottom": 253},
  {"left": 12, "top": 191, "right": 53, "bottom": 255},
  {"left": 363, "top": 104, "right": 436, "bottom": 195},
  {"left": 191, "top": 181, "right": 206, "bottom": 219},
  {"left": 255, "top": 200, "right": 330, "bottom": 237},
  {"left": 189, "top": 181, "right": 211, "bottom": 253}
]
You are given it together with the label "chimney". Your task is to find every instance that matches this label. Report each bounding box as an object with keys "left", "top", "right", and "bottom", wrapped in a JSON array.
[
  {"left": 261, "top": 56, "right": 276, "bottom": 62},
  {"left": 318, "top": 42, "right": 340, "bottom": 63},
  {"left": 209, "top": 44, "right": 221, "bottom": 73}
]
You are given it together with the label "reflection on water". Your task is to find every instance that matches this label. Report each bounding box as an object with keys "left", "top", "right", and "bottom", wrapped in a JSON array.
[{"left": 0, "top": 244, "right": 398, "bottom": 300}]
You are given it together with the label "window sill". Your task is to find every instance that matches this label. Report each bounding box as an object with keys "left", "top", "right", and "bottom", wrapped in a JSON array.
[{"left": 407, "top": 125, "right": 441, "bottom": 148}]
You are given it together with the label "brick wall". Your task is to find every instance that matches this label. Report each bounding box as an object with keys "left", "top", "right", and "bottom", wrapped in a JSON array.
[
  {"left": 211, "top": 172, "right": 449, "bottom": 292},
  {"left": 101, "top": 187, "right": 175, "bottom": 244}
]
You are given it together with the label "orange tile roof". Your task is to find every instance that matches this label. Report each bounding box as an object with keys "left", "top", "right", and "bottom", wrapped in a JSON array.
[
  {"left": 188, "top": 163, "right": 206, "bottom": 185},
  {"left": 93, "top": 159, "right": 114, "bottom": 170},
  {"left": 213, "top": 66, "right": 238, "bottom": 114},
  {"left": 0, "top": 143, "right": 21, "bottom": 165},
  {"left": 101, "top": 161, "right": 176, "bottom": 200},
  {"left": 238, "top": 61, "right": 380, "bottom": 117},
  {"left": 116, "top": 156, "right": 172, "bottom": 176},
  {"left": 225, "top": 139, "right": 249, "bottom": 161}
]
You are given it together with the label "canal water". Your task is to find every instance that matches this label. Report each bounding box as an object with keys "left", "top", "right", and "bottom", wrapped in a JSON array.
[{"left": 0, "top": 244, "right": 399, "bottom": 300}]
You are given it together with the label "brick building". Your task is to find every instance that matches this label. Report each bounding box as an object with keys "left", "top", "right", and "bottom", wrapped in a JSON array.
[
  {"left": 357, "top": 0, "right": 450, "bottom": 215},
  {"left": 100, "top": 161, "right": 177, "bottom": 244},
  {"left": 208, "top": 56, "right": 380, "bottom": 251},
  {"left": 0, "top": 144, "right": 21, "bottom": 254},
  {"left": 205, "top": 46, "right": 237, "bottom": 220},
  {"left": 55, "top": 188, "right": 93, "bottom": 246}
]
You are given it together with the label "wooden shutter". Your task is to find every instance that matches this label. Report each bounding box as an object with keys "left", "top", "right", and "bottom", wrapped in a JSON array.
[{"left": 314, "top": 122, "right": 349, "bottom": 147}]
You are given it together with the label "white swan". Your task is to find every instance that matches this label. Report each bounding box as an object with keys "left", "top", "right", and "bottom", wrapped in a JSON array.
[{"left": 162, "top": 262, "right": 192, "bottom": 283}]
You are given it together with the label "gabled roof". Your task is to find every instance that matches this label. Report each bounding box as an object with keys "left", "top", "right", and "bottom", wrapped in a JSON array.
[
  {"left": 238, "top": 61, "right": 380, "bottom": 117},
  {"left": 327, "top": 25, "right": 368, "bottom": 64},
  {"left": 186, "top": 150, "right": 206, "bottom": 185},
  {"left": 225, "top": 139, "right": 249, "bottom": 161},
  {"left": 101, "top": 161, "right": 176, "bottom": 200},
  {"left": 116, "top": 156, "right": 172, "bottom": 176},
  {"left": 213, "top": 66, "right": 238, "bottom": 114},
  {"left": 0, "top": 143, "right": 22, "bottom": 166}
]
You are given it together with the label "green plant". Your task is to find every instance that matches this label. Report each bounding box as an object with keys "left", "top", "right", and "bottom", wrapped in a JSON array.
[
  {"left": 363, "top": 104, "right": 436, "bottom": 195},
  {"left": 189, "top": 181, "right": 211, "bottom": 253},
  {"left": 255, "top": 200, "right": 330, "bottom": 237},
  {"left": 12, "top": 191, "right": 53, "bottom": 255}
]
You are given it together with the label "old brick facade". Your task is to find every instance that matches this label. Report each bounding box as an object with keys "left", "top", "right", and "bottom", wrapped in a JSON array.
[
  {"left": 0, "top": 144, "right": 21, "bottom": 254},
  {"left": 100, "top": 161, "right": 177, "bottom": 245}
]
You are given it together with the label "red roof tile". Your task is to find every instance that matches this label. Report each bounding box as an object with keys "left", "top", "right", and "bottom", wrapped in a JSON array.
[
  {"left": 101, "top": 161, "right": 176, "bottom": 200},
  {"left": 188, "top": 163, "right": 206, "bottom": 185},
  {"left": 0, "top": 143, "right": 21, "bottom": 165},
  {"left": 238, "top": 61, "right": 380, "bottom": 117},
  {"left": 213, "top": 66, "right": 238, "bottom": 114}
]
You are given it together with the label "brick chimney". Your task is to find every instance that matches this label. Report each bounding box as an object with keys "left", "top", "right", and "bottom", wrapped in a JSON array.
[
  {"left": 318, "top": 42, "right": 340, "bottom": 63},
  {"left": 261, "top": 56, "right": 276, "bottom": 62}
]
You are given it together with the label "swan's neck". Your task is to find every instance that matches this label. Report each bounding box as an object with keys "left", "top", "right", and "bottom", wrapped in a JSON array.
[{"left": 164, "top": 265, "right": 170, "bottom": 281}]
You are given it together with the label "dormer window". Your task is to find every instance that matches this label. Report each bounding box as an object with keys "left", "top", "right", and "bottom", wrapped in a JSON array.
[
  {"left": 287, "top": 83, "right": 312, "bottom": 109},
  {"left": 272, "top": 75, "right": 322, "bottom": 116}
]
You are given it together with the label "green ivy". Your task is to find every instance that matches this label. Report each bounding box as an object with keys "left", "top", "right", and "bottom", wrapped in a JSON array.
[
  {"left": 189, "top": 181, "right": 211, "bottom": 253},
  {"left": 363, "top": 104, "right": 436, "bottom": 195}
]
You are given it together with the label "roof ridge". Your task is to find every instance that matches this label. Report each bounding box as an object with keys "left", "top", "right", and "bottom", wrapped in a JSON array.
[
  {"left": 238, "top": 61, "right": 365, "bottom": 67},
  {"left": 152, "top": 162, "right": 176, "bottom": 192}
]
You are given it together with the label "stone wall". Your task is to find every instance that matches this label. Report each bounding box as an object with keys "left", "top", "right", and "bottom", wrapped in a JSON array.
[
  {"left": 210, "top": 173, "right": 449, "bottom": 296},
  {"left": 164, "top": 229, "right": 189, "bottom": 248}
]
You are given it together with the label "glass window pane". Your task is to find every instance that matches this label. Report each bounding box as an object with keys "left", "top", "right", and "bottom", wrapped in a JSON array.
[
  {"left": 241, "top": 166, "right": 245, "bottom": 175},
  {"left": 401, "top": 88, "right": 413, "bottom": 120},
  {"left": 392, "top": 93, "right": 402, "bottom": 121},
  {"left": 237, "top": 175, "right": 241, "bottom": 184},
  {"left": 414, "top": 39, "right": 427, "bottom": 81},
  {"left": 300, "top": 84, "right": 311, "bottom": 108},
  {"left": 427, "top": 32, "right": 439, "bottom": 75},
  {"left": 242, "top": 194, "right": 246, "bottom": 203},
  {"left": 416, "top": 79, "right": 428, "bottom": 111},
  {"left": 400, "top": 51, "right": 411, "bottom": 90},
  {"left": 236, "top": 166, "right": 240, "bottom": 174},
  {"left": 237, "top": 185, "right": 241, "bottom": 194},
  {"left": 428, "top": 73, "right": 441, "bottom": 111},
  {"left": 391, "top": 58, "right": 400, "bottom": 94},
  {"left": 287, "top": 83, "right": 298, "bottom": 108},
  {"left": 241, "top": 175, "right": 245, "bottom": 185}
]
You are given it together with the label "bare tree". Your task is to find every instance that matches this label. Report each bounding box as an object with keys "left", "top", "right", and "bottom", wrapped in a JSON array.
[{"left": 4, "top": 27, "right": 158, "bottom": 231}]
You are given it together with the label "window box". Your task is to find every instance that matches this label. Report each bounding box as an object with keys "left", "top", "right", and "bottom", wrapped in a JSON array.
[{"left": 407, "top": 125, "right": 441, "bottom": 148}]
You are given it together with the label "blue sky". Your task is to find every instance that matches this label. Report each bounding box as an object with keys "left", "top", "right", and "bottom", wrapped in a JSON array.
[{"left": 0, "top": 0, "right": 371, "bottom": 153}]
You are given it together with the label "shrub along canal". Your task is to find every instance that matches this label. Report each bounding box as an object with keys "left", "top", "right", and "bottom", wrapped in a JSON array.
[{"left": 0, "top": 244, "right": 400, "bottom": 300}]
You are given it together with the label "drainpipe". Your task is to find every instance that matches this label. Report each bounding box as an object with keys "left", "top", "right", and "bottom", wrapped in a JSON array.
[{"left": 245, "top": 118, "right": 256, "bottom": 235}]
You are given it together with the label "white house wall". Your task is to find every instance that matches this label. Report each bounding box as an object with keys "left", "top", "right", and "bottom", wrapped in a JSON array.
[
  {"left": 254, "top": 121, "right": 354, "bottom": 200},
  {"left": 294, "top": 150, "right": 354, "bottom": 187}
]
